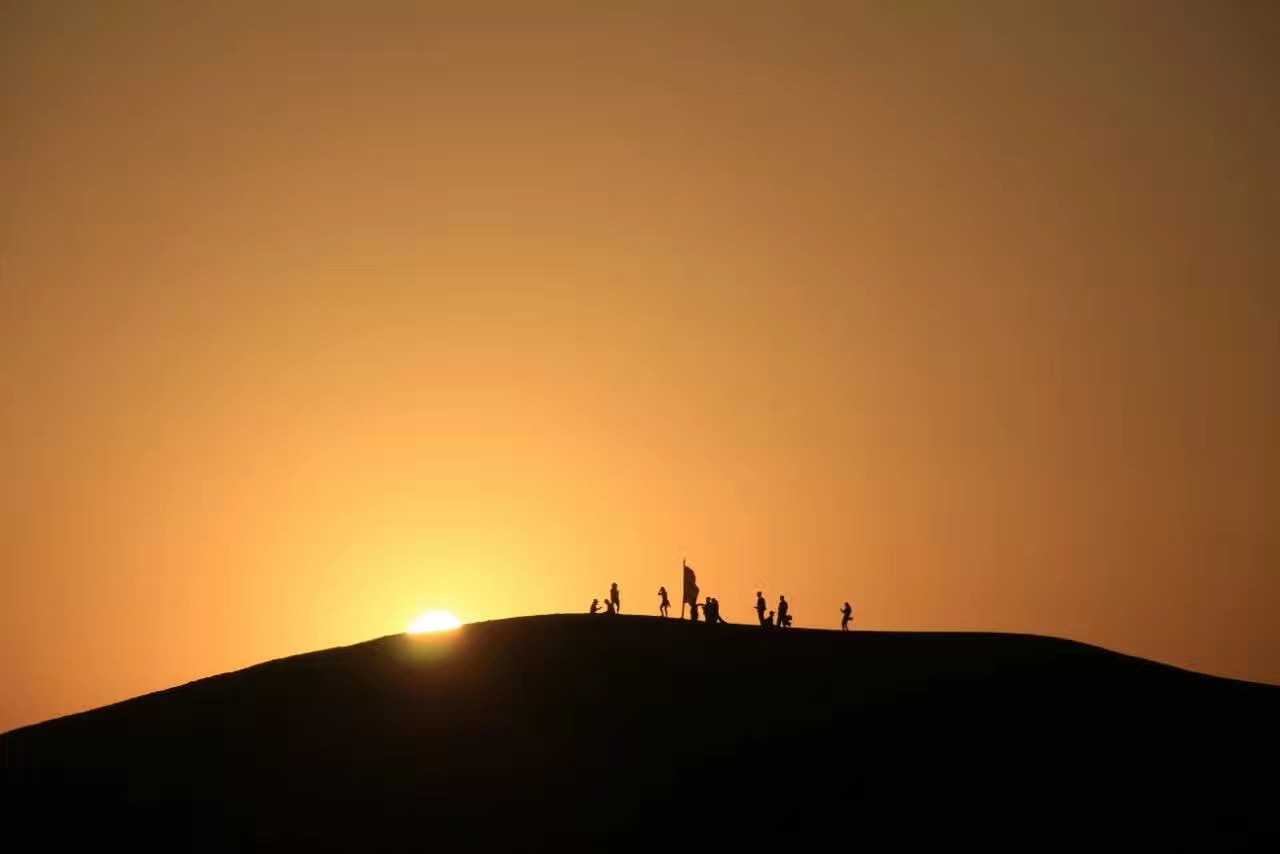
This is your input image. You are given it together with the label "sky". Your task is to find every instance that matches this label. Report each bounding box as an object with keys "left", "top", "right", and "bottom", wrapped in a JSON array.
[{"left": 3, "top": 1, "right": 1278, "bottom": 732}]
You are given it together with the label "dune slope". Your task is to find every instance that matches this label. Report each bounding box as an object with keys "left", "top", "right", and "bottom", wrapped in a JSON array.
[{"left": 3, "top": 615, "right": 1277, "bottom": 849}]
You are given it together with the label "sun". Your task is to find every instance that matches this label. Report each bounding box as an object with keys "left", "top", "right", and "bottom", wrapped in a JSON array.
[{"left": 407, "top": 610, "right": 463, "bottom": 634}]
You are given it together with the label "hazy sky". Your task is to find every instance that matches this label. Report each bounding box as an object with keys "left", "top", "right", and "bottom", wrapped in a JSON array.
[{"left": 3, "top": 1, "right": 1278, "bottom": 732}]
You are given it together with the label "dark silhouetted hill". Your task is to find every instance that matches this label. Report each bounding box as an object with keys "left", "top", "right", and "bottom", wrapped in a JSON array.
[{"left": 3, "top": 615, "right": 1278, "bottom": 850}]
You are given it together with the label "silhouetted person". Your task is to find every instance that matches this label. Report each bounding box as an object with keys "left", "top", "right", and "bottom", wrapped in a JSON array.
[
  {"left": 764, "top": 610, "right": 775, "bottom": 627},
  {"left": 841, "top": 601, "right": 853, "bottom": 631},
  {"left": 755, "top": 591, "right": 767, "bottom": 625},
  {"left": 605, "top": 597, "right": 616, "bottom": 616},
  {"left": 777, "top": 595, "right": 790, "bottom": 629},
  {"left": 610, "top": 582, "right": 621, "bottom": 614},
  {"left": 658, "top": 586, "right": 670, "bottom": 618},
  {"left": 690, "top": 600, "right": 700, "bottom": 622},
  {"left": 712, "top": 597, "right": 727, "bottom": 625},
  {"left": 590, "top": 599, "right": 600, "bottom": 615}
]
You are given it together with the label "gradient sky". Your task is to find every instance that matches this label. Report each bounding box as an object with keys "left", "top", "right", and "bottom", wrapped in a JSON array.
[{"left": 3, "top": 1, "right": 1278, "bottom": 732}]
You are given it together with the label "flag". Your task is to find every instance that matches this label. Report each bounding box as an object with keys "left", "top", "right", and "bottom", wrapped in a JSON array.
[{"left": 682, "top": 561, "right": 699, "bottom": 608}]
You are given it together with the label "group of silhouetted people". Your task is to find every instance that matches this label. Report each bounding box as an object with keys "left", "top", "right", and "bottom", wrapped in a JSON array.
[
  {"left": 590, "top": 582, "right": 623, "bottom": 616},
  {"left": 752, "top": 591, "right": 793, "bottom": 628},
  {"left": 592, "top": 582, "right": 855, "bottom": 632},
  {"left": 691, "top": 595, "right": 726, "bottom": 624}
]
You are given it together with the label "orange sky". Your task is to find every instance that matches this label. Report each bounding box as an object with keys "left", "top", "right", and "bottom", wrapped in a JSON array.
[{"left": 3, "top": 1, "right": 1278, "bottom": 732}]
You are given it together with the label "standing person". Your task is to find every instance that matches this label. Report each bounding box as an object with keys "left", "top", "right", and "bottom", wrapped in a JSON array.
[
  {"left": 777, "top": 595, "right": 790, "bottom": 629},
  {"left": 841, "top": 602, "right": 853, "bottom": 631},
  {"left": 610, "top": 582, "right": 621, "bottom": 614},
  {"left": 755, "top": 591, "right": 767, "bottom": 626},
  {"left": 658, "top": 586, "right": 671, "bottom": 618}
]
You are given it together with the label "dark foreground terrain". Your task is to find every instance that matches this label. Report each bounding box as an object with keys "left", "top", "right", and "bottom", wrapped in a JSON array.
[{"left": 3, "top": 615, "right": 1278, "bottom": 850}]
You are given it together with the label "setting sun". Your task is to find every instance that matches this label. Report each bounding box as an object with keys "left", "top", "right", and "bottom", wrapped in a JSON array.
[{"left": 407, "top": 610, "right": 463, "bottom": 634}]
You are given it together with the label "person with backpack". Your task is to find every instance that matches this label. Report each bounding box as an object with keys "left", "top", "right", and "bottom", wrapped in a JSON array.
[
  {"left": 658, "top": 586, "right": 671, "bottom": 618},
  {"left": 841, "top": 601, "right": 853, "bottom": 631}
]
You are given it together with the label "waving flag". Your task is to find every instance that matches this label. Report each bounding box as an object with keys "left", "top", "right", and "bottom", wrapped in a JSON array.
[{"left": 682, "top": 561, "right": 699, "bottom": 609}]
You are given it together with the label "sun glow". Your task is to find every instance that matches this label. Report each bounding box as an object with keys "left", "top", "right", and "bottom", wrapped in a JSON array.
[{"left": 407, "top": 610, "right": 463, "bottom": 634}]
